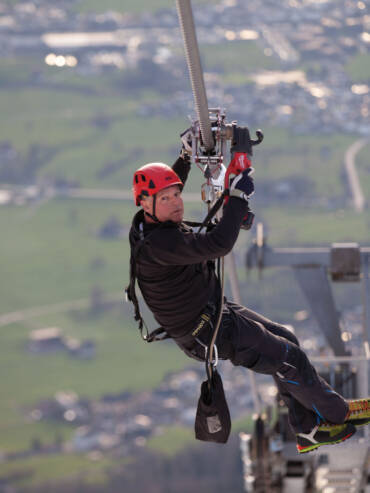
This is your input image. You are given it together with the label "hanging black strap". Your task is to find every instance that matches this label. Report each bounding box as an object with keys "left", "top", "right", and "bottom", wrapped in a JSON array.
[
  {"left": 182, "top": 191, "right": 226, "bottom": 234},
  {"left": 125, "top": 223, "right": 168, "bottom": 342},
  {"left": 126, "top": 221, "right": 173, "bottom": 342},
  {"left": 126, "top": 242, "right": 146, "bottom": 340}
]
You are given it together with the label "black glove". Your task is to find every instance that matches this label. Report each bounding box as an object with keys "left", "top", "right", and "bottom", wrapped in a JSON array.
[
  {"left": 229, "top": 168, "right": 254, "bottom": 201},
  {"left": 231, "top": 126, "right": 253, "bottom": 155}
]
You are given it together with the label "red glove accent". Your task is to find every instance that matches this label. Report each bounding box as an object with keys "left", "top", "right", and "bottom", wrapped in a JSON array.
[
  {"left": 224, "top": 152, "right": 253, "bottom": 207},
  {"left": 224, "top": 152, "right": 252, "bottom": 190}
]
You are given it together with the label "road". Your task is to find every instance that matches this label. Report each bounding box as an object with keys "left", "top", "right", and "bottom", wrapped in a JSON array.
[
  {"left": 0, "top": 292, "right": 123, "bottom": 328},
  {"left": 57, "top": 188, "right": 201, "bottom": 202},
  {"left": 344, "top": 138, "right": 369, "bottom": 213}
]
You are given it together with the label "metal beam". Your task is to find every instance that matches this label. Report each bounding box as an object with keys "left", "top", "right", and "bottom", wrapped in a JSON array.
[
  {"left": 293, "top": 266, "right": 346, "bottom": 356},
  {"left": 246, "top": 237, "right": 370, "bottom": 356},
  {"left": 362, "top": 253, "right": 370, "bottom": 345},
  {"left": 247, "top": 245, "right": 370, "bottom": 270}
]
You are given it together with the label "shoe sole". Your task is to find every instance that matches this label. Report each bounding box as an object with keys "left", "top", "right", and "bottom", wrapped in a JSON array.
[{"left": 297, "top": 428, "right": 356, "bottom": 454}]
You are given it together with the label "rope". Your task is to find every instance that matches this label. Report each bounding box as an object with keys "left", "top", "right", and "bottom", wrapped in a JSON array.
[{"left": 206, "top": 256, "right": 225, "bottom": 385}]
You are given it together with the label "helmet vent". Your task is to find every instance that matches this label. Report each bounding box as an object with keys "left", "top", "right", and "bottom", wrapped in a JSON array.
[{"left": 148, "top": 179, "right": 156, "bottom": 189}]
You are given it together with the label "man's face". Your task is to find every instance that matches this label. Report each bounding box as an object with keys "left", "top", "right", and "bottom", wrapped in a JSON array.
[{"left": 141, "top": 185, "right": 184, "bottom": 223}]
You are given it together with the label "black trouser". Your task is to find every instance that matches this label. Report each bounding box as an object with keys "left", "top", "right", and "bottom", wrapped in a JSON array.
[{"left": 182, "top": 300, "right": 349, "bottom": 434}]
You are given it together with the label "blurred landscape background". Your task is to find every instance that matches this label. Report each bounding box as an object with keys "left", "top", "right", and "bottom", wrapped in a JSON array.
[{"left": 0, "top": 0, "right": 369, "bottom": 491}]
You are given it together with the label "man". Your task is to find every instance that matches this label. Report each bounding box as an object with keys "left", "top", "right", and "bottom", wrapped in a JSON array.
[{"left": 127, "top": 143, "right": 369, "bottom": 454}]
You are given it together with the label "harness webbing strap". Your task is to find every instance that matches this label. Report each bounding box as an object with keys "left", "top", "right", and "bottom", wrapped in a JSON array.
[
  {"left": 197, "top": 191, "right": 226, "bottom": 233},
  {"left": 126, "top": 242, "right": 147, "bottom": 340},
  {"left": 126, "top": 224, "right": 170, "bottom": 342}
]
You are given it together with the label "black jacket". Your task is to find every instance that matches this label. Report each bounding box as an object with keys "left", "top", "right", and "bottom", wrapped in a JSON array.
[{"left": 128, "top": 157, "right": 248, "bottom": 341}]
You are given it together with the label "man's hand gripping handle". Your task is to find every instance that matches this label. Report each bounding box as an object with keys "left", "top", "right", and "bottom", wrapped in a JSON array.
[{"left": 224, "top": 126, "right": 263, "bottom": 230}]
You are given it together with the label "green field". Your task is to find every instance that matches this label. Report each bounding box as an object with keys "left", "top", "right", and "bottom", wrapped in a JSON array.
[
  {"left": 0, "top": 199, "right": 134, "bottom": 313},
  {"left": 74, "top": 0, "right": 218, "bottom": 14},
  {"left": 345, "top": 53, "right": 370, "bottom": 82},
  {"left": 251, "top": 128, "right": 355, "bottom": 198},
  {"left": 146, "top": 412, "right": 255, "bottom": 456},
  {"left": 4, "top": 0, "right": 219, "bottom": 14},
  {"left": 201, "top": 39, "right": 279, "bottom": 84},
  {"left": 260, "top": 205, "right": 370, "bottom": 245},
  {"left": 0, "top": 452, "right": 122, "bottom": 487},
  {"left": 0, "top": 82, "right": 184, "bottom": 189}
]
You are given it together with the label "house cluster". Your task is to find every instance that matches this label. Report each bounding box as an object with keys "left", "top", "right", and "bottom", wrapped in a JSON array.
[
  {"left": 27, "top": 327, "right": 96, "bottom": 359},
  {"left": 21, "top": 363, "right": 276, "bottom": 459},
  {"left": 136, "top": 0, "right": 370, "bottom": 136}
]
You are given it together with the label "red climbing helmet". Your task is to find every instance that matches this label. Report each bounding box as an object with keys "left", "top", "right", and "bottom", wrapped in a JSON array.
[{"left": 133, "top": 162, "right": 183, "bottom": 206}]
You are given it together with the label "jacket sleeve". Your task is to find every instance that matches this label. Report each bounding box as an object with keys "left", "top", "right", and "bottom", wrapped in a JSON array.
[
  {"left": 145, "top": 197, "right": 249, "bottom": 265},
  {"left": 172, "top": 156, "right": 191, "bottom": 185}
]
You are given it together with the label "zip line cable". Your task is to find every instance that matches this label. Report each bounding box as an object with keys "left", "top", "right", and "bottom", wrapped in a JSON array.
[{"left": 176, "top": 0, "right": 214, "bottom": 152}]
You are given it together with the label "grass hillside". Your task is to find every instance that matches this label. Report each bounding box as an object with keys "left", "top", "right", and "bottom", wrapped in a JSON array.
[
  {"left": 74, "top": 0, "right": 218, "bottom": 14},
  {"left": 0, "top": 199, "right": 133, "bottom": 313}
]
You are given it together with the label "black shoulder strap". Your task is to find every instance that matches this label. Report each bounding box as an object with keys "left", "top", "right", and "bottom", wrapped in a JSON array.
[
  {"left": 183, "top": 191, "right": 225, "bottom": 233},
  {"left": 125, "top": 223, "right": 171, "bottom": 343},
  {"left": 197, "top": 192, "right": 226, "bottom": 233}
]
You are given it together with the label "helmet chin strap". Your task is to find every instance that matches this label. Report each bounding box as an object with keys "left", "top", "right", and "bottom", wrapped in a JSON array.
[{"left": 144, "top": 194, "right": 160, "bottom": 223}]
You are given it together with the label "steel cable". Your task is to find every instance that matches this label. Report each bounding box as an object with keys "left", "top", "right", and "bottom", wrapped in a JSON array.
[{"left": 176, "top": 0, "right": 214, "bottom": 152}]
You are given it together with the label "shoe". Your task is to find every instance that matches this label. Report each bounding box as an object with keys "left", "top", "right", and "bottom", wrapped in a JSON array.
[
  {"left": 296, "top": 422, "right": 356, "bottom": 454},
  {"left": 345, "top": 398, "right": 370, "bottom": 427}
]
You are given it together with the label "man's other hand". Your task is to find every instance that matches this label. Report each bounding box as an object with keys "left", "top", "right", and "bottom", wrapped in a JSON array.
[
  {"left": 230, "top": 168, "right": 254, "bottom": 200},
  {"left": 180, "top": 127, "right": 193, "bottom": 155}
]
